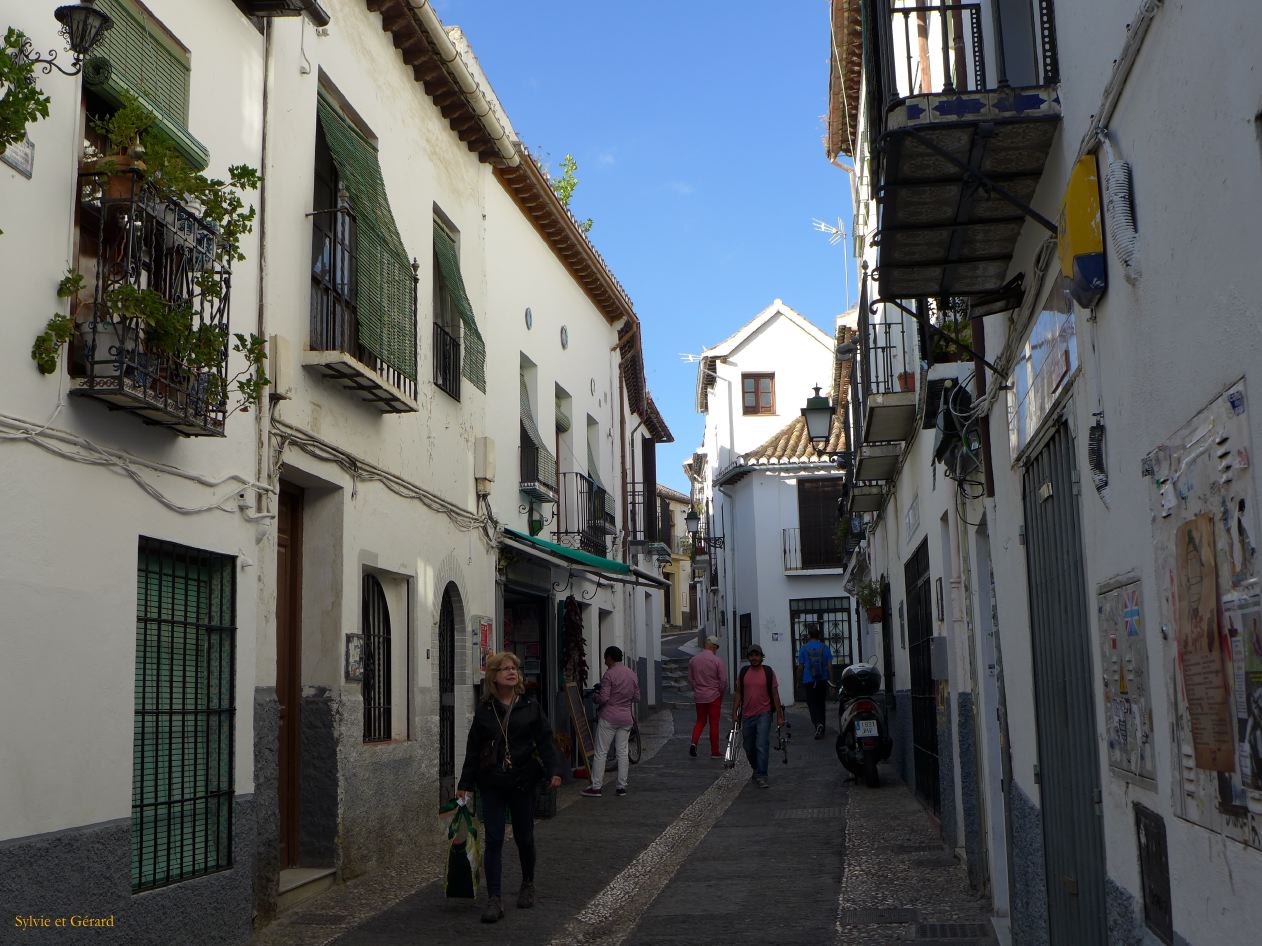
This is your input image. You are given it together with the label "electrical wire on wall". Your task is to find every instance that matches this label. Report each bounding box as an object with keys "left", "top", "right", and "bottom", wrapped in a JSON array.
[{"left": 271, "top": 417, "right": 498, "bottom": 546}]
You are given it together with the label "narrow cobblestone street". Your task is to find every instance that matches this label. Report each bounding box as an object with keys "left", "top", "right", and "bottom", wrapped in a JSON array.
[{"left": 254, "top": 707, "right": 992, "bottom": 946}]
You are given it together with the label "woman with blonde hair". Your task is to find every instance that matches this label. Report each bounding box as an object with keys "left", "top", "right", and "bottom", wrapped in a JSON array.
[{"left": 457, "top": 651, "right": 562, "bottom": 923}]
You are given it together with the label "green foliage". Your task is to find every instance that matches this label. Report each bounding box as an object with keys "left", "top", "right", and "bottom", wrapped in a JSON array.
[
  {"left": 855, "top": 579, "right": 882, "bottom": 609},
  {"left": 549, "top": 153, "right": 593, "bottom": 235},
  {"left": 56, "top": 269, "right": 85, "bottom": 299},
  {"left": 89, "top": 95, "right": 156, "bottom": 157},
  {"left": 31, "top": 315, "right": 74, "bottom": 374},
  {"left": 0, "top": 28, "right": 51, "bottom": 153}
]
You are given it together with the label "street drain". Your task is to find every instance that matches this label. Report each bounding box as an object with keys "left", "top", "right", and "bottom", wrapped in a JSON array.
[
  {"left": 837, "top": 907, "right": 918, "bottom": 925},
  {"left": 914, "top": 920, "right": 993, "bottom": 940},
  {"left": 772, "top": 806, "right": 845, "bottom": 819}
]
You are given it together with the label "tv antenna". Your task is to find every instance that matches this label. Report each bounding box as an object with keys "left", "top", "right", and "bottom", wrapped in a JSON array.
[
  {"left": 812, "top": 217, "right": 850, "bottom": 308},
  {"left": 679, "top": 353, "right": 703, "bottom": 363}
]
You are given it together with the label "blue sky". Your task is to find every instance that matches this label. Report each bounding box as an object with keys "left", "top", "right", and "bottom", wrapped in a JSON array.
[{"left": 436, "top": 1, "right": 856, "bottom": 492}]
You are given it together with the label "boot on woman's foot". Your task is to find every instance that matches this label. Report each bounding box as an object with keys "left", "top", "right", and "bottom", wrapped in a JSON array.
[{"left": 481, "top": 896, "right": 504, "bottom": 923}]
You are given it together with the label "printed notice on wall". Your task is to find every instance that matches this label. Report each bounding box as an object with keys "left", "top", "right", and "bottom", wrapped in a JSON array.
[
  {"left": 1176, "top": 514, "right": 1235, "bottom": 771},
  {"left": 1148, "top": 378, "right": 1262, "bottom": 848},
  {"left": 1098, "top": 579, "right": 1155, "bottom": 782}
]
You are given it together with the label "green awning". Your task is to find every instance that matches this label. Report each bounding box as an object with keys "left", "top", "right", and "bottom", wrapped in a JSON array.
[{"left": 505, "top": 528, "right": 631, "bottom": 575}]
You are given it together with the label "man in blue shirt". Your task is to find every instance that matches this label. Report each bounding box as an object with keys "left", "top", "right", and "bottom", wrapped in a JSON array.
[{"left": 796, "top": 625, "right": 833, "bottom": 739}]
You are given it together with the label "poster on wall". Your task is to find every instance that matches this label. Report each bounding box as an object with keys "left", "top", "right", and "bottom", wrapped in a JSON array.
[
  {"left": 479, "top": 618, "right": 492, "bottom": 672},
  {"left": 1147, "top": 378, "right": 1262, "bottom": 848},
  {"left": 1097, "top": 579, "right": 1155, "bottom": 782},
  {"left": 1175, "top": 514, "right": 1235, "bottom": 771}
]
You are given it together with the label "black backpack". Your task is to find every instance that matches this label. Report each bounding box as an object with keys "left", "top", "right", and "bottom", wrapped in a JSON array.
[{"left": 738, "top": 664, "right": 776, "bottom": 703}]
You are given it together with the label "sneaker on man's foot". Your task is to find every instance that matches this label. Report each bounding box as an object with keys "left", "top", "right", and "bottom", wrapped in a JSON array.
[
  {"left": 814, "top": 724, "right": 825, "bottom": 739},
  {"left": 580, "top": 786, "right": 602, "bottom": 798},
  {"left": 517, "top": 882, "right": 535, "bottom": 909},
  {"left": 755, "top": 777, "right": 770, "bottom": 788},
  {"left": 615, "top": 787, "right": 627, "bottom": 796},
  {"left": 688, "top": 744, "right": 697, "bottom": 757},
  {"left": 710, "top": 752, "right": 724, "bottom": 759},
  {"left": 481, "top": 896, "right": 504, "bottom": 923}
]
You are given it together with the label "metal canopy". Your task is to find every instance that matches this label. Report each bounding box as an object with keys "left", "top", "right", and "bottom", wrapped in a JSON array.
[{"left": 875, "top": 90, "right": 1061, "bottom": 299}]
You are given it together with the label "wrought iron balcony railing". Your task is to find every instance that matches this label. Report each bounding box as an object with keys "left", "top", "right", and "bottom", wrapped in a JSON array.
[
  {"left": 557, "top": 472, "right": 609, "bottom": 555},
  {"left": 884, "top": 0, "right": 1058, "bottom": 102},
  {"left": 782, "top": 527, "right": 845, "bottom": 572},
  {"left": 432, "top": 321, "right": 460, "bottom": 400},
  {"left": 310, "top": 206, "right": 418, "bottom": 408},
  {"left": 71, "top": 171, "right": 231, "bottom": 437},
  {"left": 859, "top": 294, "right": 920, "bottom": 401},
  {"left": 519, "top": 442, "right": 558, "bottom": 501}
]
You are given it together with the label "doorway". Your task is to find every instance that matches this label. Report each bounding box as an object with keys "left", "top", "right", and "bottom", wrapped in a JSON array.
[
  {"left": 438, "top": 584, "right": 458, "bottom": 801},
  {"left": 276, "top": 485, "right": 303, "bottom": 869},
  {"left": 905, "top": 539, "right": 939, "bottom": 814},
  {"left": 1022, "top": 423, "right": 1107, "bottom": 943},
  {"left": 503, "top": 588, "right": 550, "bottom": 717}
]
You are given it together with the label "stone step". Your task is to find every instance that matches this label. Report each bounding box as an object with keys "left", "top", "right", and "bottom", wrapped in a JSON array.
[{"left": 277, "top": 867, "right": 337, "bottom": 913}]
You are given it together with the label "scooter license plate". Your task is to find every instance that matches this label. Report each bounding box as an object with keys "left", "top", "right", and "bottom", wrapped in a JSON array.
[{"left": 855, "top": 719, "right": 878, "bottom": 738}]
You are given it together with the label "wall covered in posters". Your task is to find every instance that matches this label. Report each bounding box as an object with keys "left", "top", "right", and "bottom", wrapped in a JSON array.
[
  {"left": 1147, "top": 378, "right": 1262, "bottom": 848},
  {"left": 1097, "top": 578, "right": 1155, "bottom": 783}
]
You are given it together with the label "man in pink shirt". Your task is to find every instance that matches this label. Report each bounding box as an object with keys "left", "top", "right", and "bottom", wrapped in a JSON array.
[
  {"left": 581, "top": 646, "right": 640, "bottom": 797},
  {"left": 688, "top": 635, "right": 729, "bottom": 758}
]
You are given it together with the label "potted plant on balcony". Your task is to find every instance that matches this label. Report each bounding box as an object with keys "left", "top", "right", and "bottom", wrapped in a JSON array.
[
  {"left": 856, "top": 579, "right": 884, "bottom": 623},
  {"left": 81, "top": 96, "right": 154, "bottom": 201}
]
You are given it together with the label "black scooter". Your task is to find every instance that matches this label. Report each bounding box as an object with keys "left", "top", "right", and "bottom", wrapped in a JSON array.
[{"left": 835, "top": 663, "right": 893, "bottom": 787}]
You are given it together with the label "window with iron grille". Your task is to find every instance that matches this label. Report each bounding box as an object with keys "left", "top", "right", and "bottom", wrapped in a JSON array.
[
  {"left": 311, "top": 122, "right": 359, "bottom": 361},
  {"left": 432, "top": 220, "right": 462, "bottom": 400},
  {"left": 132, "top": 539, "right": 236, "bottom": 892},
  {"left": 789, "top": 597, "right": 853, "bottom": 668},
  {"left": 741, "top": 373, "right": 775, "bottom": 415},
  {"left": 361, "top": 574, "right": 392, "bottom": 743}
]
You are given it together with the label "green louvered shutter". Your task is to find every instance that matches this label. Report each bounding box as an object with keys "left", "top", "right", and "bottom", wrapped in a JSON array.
[
  {"left": 316, "top": 93, "right": 417, "bottom": 383},
  {"left": 90, "top": 0, "right": 209, "bottom": 169},
  {"left": 95, "top": 0, "right": 189, "bottom": 126},
  {"left": 588, "top": 438, "right": 617, "bottom": 519},
  {"left": 432, "top": 223, "right": 486, "bottom": 393},
  {"left": 132, "top": 541, "right": 235, "bottom": 891},
  {"left": 555, "top": 396, "right": 571, "bottom": 433},
  {"left": 520, "top": 378, "right": 557, "bottom": 489}
]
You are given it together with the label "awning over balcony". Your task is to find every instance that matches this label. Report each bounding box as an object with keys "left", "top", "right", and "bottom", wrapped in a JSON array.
[{"left": 876, "top": 92, "right": 1061, "bottom": 299}]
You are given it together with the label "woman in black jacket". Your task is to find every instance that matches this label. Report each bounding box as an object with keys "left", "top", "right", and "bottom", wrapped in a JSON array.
[{"left": 458, "top": 651, "right": 562, "bottom": 923}]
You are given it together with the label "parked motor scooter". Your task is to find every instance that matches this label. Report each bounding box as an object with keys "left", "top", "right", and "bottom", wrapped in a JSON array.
[{"left": 835, "top": 663, "right": 892, "bottom": 787}]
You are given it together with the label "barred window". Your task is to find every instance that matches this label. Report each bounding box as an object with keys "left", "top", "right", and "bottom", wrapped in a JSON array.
[
  {"left": 132, "top": 539, "right": 236, "bottom": 892},
  {"left": 789, "top": 597, "right": 853, "bottom": 668},
  {"left": 362, "top": 574, "right": 392, "bottom": 743}
]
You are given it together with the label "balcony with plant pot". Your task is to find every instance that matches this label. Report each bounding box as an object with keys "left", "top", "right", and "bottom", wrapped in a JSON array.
[
  {"left": 54, "top": 96, "right": 266, "bottom": 436},
  {"left": 857, "top": 295, "right": 920, "bottom": 447}
]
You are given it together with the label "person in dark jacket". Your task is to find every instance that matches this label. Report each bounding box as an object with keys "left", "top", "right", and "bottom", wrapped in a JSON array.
[{"left": 458, "top": 651, "right": 562, "bottom": 924}]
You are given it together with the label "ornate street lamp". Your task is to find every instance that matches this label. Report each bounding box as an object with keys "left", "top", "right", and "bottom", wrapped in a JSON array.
[
  {"left": 20, "top": 3, "right": 114, "bottom": 77},
  {"left": 684, "top": 508, "right": 700, "bottom": 536},
  {"left": 801, "top": 384, "right": 833, "bottom": 448}
]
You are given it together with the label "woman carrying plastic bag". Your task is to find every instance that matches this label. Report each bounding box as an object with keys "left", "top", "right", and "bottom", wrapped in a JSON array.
[
  {"left": 457, "top": 651, "right": 562, "bottom": 924},
  {"left": 439, "top": 797, "right": 481, "bottom": 899}
]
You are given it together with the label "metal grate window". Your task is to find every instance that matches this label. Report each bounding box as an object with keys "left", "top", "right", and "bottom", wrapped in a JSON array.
[
  {"left": 132, "top": 538, "right": 235, "bottom": 892},
  {"left": 788, "top": 597, "right": 853, "bottom": 668},
  {"left": 361, "top": 574, "right": 392, "bottom": 743}
]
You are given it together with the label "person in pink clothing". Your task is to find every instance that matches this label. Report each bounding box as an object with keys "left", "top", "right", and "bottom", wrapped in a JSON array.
[
  {"left": 687, "top": 635, "right": 728, "bottom": 758},
  {"left": 581, "top": 646, "right": 640, "bottom": 797}
]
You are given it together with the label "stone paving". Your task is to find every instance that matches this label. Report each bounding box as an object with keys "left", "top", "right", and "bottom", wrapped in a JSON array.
[{"left": 252, "top": 705, "right": 994, "bottom": 946}]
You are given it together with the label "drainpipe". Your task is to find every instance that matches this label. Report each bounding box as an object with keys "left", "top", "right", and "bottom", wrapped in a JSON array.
[
  {"left": 406, "top": 1, "right": 519, "bottom": 167},
  {"left": 256, "top": 19, "right": 272, "bottom": 505}
]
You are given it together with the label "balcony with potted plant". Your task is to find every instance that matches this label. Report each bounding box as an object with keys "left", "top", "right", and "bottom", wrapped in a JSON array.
[{"left": 52, "top": 95, "right": 266, "bottom": 435}]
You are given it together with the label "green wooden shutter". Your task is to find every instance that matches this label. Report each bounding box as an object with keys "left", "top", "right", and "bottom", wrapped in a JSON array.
[
  {"left": 316, "top": 93, "right": 417, "bottom": 383},
  {"left": 432, "top": 222, "right": 487, "bottom": 393},
  {"left": 91, "top": 0, "right": 208, "bottom": 169},
  {"left": 520, "top": 377, "right": 557, "bottom": 488},
  {"left": 132, "top": 543, "right": 234, "bottom": 891}
]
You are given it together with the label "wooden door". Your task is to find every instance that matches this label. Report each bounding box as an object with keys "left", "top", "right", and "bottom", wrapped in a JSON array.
[{"left": 276, "top": 486, "right": 303, "bottom": 868}]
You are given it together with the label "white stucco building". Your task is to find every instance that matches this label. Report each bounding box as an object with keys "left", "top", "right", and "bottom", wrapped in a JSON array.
[
  {"left": 687, "top": 300, "right": 859, "bottom": 701},
  {"left": 829, "top": 1, "right": 1262, "bottom": 943},
  {"left": 0, "top": 0, "right": 670, "bottom": 939}
]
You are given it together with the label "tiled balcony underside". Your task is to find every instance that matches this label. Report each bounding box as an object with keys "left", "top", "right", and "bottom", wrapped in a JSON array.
[{"left": 877, "top": 90, "right": 1060, "bottom": 298}]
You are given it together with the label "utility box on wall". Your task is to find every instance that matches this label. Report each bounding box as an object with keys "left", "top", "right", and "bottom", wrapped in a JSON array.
[{"left": 930, "top": 635, "right": 949, "bottom": 680}]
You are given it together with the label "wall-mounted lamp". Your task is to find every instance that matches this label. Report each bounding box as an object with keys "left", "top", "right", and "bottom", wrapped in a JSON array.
[
  {"left": 19, "top": 3, "right": 113, "bottom": 78},
  {"left": 684, "top": 508, "right": 700, "bottom": 536},
  {"left": 801, "top": 384, "right": 834, "bottom": 448}
]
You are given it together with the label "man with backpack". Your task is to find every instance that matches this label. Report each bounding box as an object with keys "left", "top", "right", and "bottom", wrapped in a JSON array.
[
  {"left": 796, "top": 625, "right": 833, "bottom": 739},
  {"left": 731, "top": 644, "right": 785, "bottom": 788}
]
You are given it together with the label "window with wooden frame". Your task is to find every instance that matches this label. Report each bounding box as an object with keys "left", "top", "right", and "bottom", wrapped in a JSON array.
[
  {"left": 431, "top": 217, "right": 463, "bottom": 400},
  {"left": 741, "top": 373, "right": 775, "bottom": 415},
  {"left": 797, "top": 478, "right": 846, "bottom": 568},
  {"left": 132, "top": 539, "right": 235, "bottom": 891}
]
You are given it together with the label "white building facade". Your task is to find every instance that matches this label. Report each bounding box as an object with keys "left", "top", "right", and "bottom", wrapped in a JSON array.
[
  {"left": 0, "top": 0, "right": 669, "bottom": 940},
  {"left": 688, "top": 301, "right": 858, "bottom": 700},
  {"left": 830, "top": 1, "right": 1262, "bottom": 944}
]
